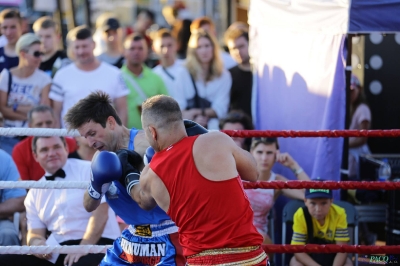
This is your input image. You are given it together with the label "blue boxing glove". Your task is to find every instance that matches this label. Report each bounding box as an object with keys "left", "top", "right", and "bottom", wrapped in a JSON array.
[
  {"left": 184, "top": 119, "right": 208, "bottom": 136},
  {"left": 116, "top": 149, "right": 142, "bottom": 194},
  {"left": 143, "top": 146, "right": 155, "bottom": 165},
  {"left": 89, "top": 151, "right": 122, "bottom": 200}
]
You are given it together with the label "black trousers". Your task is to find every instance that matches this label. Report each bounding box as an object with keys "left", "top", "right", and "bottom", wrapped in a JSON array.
[{"left": 0, "top": 238, "right": 113, "bottom": 266}]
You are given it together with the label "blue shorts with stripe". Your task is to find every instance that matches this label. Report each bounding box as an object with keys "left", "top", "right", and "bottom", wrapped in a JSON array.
[{"left": 100, "top": 221, "right": 186, "bottom": 266}]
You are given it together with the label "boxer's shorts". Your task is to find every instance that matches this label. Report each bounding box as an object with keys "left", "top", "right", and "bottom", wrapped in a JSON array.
[{"left": 101, "top": 221, "right": 185, "bottom": 265}]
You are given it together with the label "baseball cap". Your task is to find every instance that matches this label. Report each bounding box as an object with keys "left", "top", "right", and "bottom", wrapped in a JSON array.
[
  {"left": 305, "top": 179, "right": 333, "bottom": 199},
  {"left": 15, "top": 33, "right": 41, "bottom": 54},
  {"left": 101, "top": 17, "right": 120, "bottom": 32}
]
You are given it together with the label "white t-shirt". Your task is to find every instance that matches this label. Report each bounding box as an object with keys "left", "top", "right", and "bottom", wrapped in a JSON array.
[
  {"left": 24, "top": 159, "right": 120, "bottom": 244},
  {"left": 0, "top": 69, "right": 51, "bottom": 128},
  {"left": 153, "top": 59, "right": 184, "bottom": 96},
  {"left": 49, "top": 62, "right": 130, "bottom": 128},
  {"left": 174, "top": 67, "right": 231, "bottom": 130}
]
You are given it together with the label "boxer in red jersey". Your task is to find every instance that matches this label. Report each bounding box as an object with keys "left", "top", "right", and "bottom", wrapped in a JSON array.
[{"left": 134, "top": 95, "right": 269, "bottom": 265}]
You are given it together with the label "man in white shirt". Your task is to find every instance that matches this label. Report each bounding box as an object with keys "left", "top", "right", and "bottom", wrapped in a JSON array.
[
  {"left": 0, "top": 136, "right": 120, "bottom": 266},
  {"left": 152, "top": 29, "right": 183, "bottom": 97},
  {"left": 50, "top": 26, "right": 129, "bottom": 128}
]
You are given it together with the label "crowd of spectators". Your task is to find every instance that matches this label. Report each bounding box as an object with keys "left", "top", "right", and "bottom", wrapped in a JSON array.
[{"left": 0, "top": 5, "right": 373, "bottom": 266}]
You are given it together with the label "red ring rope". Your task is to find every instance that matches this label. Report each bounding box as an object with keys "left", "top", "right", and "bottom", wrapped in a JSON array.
[
  {"left": 222, "top": 129, "right": 400, "bottom": 138},
  {"left": 243, "top": 180, "right": 400, "bottom": 190},
  {"left": 261, "top": 244, "right": 400, "bottom": 254}
]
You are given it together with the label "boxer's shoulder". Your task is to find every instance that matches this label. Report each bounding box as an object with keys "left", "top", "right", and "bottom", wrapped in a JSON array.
[
  {"left": 194, "top": 131, "right": 232, "bottom": 153},
  {"left": 196, "top": 131, "right": 232, "bottom": 145}
]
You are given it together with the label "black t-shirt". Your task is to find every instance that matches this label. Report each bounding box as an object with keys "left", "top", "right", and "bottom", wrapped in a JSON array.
[
  {"left": 39, "top": 50, "right": 69, "bottom": 77},
  {"left": 228, "top": 66, "right": 253, "bottom": 119}
]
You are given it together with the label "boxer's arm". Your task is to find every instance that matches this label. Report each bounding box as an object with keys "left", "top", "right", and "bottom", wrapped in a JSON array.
[
  {"left": 83, "top": 191, "right": 101, "bottom": 212},
  {"left": 230, "top": 137, "right": 259, "bottom": 182},
  {"left": 83, "top": 151, "right": 102, "bottom": 212},
  {"left": 80, "top": 202, "right": 108, "bottom": 244},
  {"left": 130, "top": 165, "right": 158, "bottom": 211}
]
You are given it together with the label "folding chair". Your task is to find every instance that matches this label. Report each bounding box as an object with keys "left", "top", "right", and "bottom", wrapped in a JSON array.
[
  {"left": 281, "top": 200, "right": 359, "bottom": 266},
  {"left": 355, "top": 204, "right": 386, "bottom": 223}
]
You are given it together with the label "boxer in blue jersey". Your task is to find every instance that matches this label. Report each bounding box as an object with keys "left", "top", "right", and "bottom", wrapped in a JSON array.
[{"left": 64, "top": 91, "right": 185, "bottom": 265}]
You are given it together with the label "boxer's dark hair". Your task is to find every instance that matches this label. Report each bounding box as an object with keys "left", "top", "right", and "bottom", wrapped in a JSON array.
[
  {"left": 64, "top": 91, "right": 122, "bottom": 130},
  {"left": 32, "top": 136, "right": 66, "bottom": 154},
  {"left": 142, "top": 95, "right": 182, "bottom": 129}
]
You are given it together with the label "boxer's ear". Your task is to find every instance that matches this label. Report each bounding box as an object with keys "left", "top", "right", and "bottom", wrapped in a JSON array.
[
  {"left": 149, "top": 126, "right": 157, "bottom": 141},
  {"left": 107, "top": 116, "right": 117, "bottom": 130}
]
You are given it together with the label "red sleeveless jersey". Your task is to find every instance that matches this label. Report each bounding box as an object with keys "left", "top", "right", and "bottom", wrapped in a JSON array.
[{"left": 150, "top": 136, "right": 263, "bottom": 256}]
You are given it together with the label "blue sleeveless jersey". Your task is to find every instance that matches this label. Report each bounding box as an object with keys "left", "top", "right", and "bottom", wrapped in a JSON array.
[{"left": 105, "top": 128, "right": 171, "bottom": 225}]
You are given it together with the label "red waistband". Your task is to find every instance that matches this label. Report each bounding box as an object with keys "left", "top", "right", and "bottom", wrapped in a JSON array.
[{"left": 186, "top": 246, "right": 268, "bottom": 266}]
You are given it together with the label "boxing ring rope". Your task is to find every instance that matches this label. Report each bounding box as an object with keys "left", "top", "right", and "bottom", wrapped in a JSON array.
[
  {"left": 0, "top": 245, "right": 111, "bottom": 254},
  {"left": 2, "top": 127, "right": 400, "bottom": 138},
  {"left": 242, "top": 180, "right": 400, "bottom": 190},
  {"left": 222, "top": 129, "right": 400, "bottom": 138},
  {"left": 0, "top": 181, "right": 88, "bottom": 189},
  {"left": 0, "top": 128, "right": 80, "bottom": 137},
  {"left": 1, "top": 180, "right": 400, "bottom": 190},
  {"left": 0, "top": 244, "right": 399, "bottom": 255},
  {"left": 1, "top": 128, "right": 399, "bottom": 258}
]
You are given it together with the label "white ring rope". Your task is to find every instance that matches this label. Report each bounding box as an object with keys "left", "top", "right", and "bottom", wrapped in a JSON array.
[
  {"left": 0, "top": 245, "right": 111, "bottom": 254},
  {"left": 0, "top": 128, "right": 80, "bottom": 137},
  {"left": 0, "top": 181, "right": 88, "bottom": 189}
]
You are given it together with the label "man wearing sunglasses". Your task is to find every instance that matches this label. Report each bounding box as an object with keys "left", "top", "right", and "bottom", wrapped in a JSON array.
[{"left": 0, "top": 33, "right": 52, "bottom": 154}]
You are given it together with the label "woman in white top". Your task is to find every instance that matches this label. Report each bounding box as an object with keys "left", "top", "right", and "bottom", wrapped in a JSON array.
[
  {"left": 348, "top": 74, "right": 372, "bottom": 178},
  {"left": 174, "top": 29, "right": 231, "bottom": 130},
  {"left": 0, "top": 33, "right": 51, "bottom": 154},
  {"left": 245, "top": 138, "right": 310, "bottom": 247}
]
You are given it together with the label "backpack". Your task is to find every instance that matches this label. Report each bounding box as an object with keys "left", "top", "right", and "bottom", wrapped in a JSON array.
[{"left": 303, "top": 207, "right": 337, "bottom": 266}]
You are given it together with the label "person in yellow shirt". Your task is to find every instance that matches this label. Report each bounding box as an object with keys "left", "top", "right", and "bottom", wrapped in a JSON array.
[{"left": 290, "top": 183, "right": 353, "bottom": 266}]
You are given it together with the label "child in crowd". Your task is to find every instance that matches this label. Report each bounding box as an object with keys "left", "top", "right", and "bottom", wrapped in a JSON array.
[{"left": 290, "top": 183, "right": 353, "bottom": 266}]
